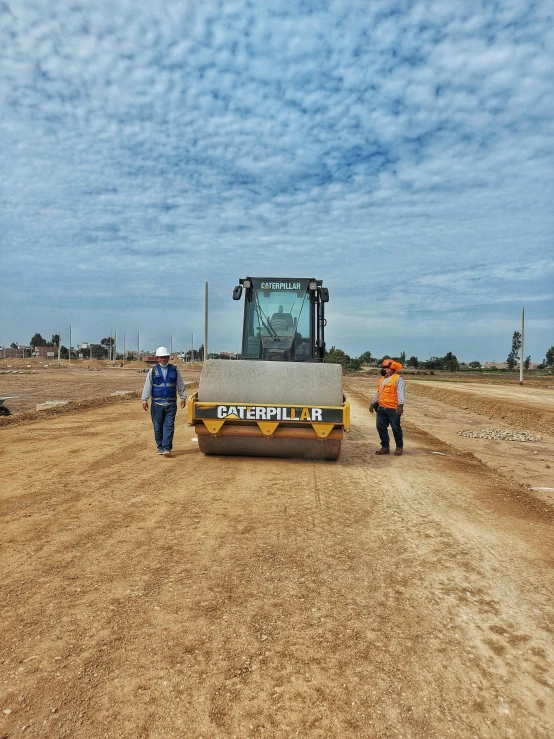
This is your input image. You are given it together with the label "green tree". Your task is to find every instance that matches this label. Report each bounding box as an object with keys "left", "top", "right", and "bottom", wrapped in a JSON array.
[
  {"left": 10, "top": 342, "right": 18, "bottom": 349},
  {"left": 400, "top": 350, "right": 406, "bottom": 364},
  {"left": 468, "top": 361, "right": 482, "bottom": 369},
  {"left": 545, "top": 346, "right": 554, "bottom": 367},
  {"left": 346, "top": 357, "right": 363, "bottom": 372},
  {"left": 359, "top": 350, "right": 373, "bottom": 364},
  {"left": 49, "top": 334, "right": 60, "bottom": 346},
  {"left": 100, "top": 337, "right": 115, "bottom": 360},
  {"left": 443, "top": 351, "right": 459, "bottom": 371},
  {"left": 506, "top": 331, "right": 521, "bottom": 370},
  {"left": 425, "top": 356, "right": 444, "bottom": 370},
  {"left": 324, "top": 347, "right": 351, "bottom": 370},
  {"left": 89, "top": 343, "right": 108, "bottom": 359},
  {"left": 30, "top": 332, "right": 46, "bottom": 347},
  {"left": 407, "top": 355, "right": 419, "bottom": 368},
  {"left": 523, "top": 355, "right": 531, "bottom": 370}
]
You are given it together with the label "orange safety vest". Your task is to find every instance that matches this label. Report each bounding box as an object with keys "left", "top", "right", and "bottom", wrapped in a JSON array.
[{"left": 377, "top": 373, "right": 400, "bottom": 409}]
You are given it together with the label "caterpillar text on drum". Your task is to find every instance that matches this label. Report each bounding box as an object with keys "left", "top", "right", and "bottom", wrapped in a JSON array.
[{"left": 194, "top": 404, "right": 344, "bottom": 424}]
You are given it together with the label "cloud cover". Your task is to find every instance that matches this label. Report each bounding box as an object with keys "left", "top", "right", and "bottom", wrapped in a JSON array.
[{"left": 1, "top": 0, "right": 553, "bottom": 361}]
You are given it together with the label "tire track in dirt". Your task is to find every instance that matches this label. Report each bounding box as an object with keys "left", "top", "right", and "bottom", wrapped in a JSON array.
[
  {"left": 341, "top": 393, "right": 554, "bottom": 737},
  {"left": 345, "top": 380, "right": 554, "bottom": 524},
  {"left": 1, "top": 392, "right": 554, "bottom": 737},
  {"left": 1, "top": 404, "right": 218, "bottom": 736}
]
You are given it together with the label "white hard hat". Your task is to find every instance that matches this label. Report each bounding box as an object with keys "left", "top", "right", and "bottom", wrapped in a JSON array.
[{"left": 155, "top": 346, "right": 170, "bottom": 357}]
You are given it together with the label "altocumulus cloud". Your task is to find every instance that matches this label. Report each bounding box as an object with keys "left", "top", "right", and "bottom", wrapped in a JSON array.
[{"left": 1, "top": 0, "right": 553, "bottom": 360}]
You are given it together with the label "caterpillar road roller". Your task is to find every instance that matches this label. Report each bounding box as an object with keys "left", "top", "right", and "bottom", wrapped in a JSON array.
[{"left": 188, "top": 277, "right": 349, "bottom": 460}]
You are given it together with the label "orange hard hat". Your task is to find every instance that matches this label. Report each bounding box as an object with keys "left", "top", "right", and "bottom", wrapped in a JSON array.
[{"left": 382, "top": 359, "right": 403, "bottom": 371}]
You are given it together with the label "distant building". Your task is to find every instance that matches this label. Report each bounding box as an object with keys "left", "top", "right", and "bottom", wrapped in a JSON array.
[
  {"left": 2, "top": 345, "right": 32, "bottom": 358},
  {"left": 33, "top": 346, "right": 58, "bottom": 358},
  {"left": 1, "top": 345, "right": 59, "bottom": 359},
  {"left": 484, "top": 361, "right": 508, "bottom": 369},
  {"left": 484, "top": 361, "right": 539, "bottom": 370}
]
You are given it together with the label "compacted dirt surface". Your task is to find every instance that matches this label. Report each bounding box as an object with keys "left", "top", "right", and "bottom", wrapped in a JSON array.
[{"left": 1, "top": 364, "right": 554, "bottom": 738}]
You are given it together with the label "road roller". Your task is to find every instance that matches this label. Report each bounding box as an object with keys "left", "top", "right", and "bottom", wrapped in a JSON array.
[{"left": 188, "top": 277, "right": 350, "bottom": 460}]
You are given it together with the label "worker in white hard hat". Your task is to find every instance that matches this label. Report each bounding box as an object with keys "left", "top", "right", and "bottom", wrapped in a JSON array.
[{"left": 141, "top": 347, "right": 187, "bottom": 457}]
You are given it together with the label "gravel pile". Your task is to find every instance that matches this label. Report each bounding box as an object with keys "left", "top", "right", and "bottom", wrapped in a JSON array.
[{"left": 457, "top": 427, "right": 542, "bottom": 442}]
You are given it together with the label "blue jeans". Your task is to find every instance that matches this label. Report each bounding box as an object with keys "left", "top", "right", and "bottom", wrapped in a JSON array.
[
  {"left": 151, "top": 402, "right": 177, "bottom": 451},
  {"left": 376, "top": 406, "right": 403, "bottom": 449}
]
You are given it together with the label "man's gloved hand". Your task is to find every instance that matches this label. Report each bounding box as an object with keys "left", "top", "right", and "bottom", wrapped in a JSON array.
[
  {"left": 396, "top": 404, "right": 404, "bottom": 416},
  {"left": 369, "top": 401, "right": 379, "bottom": 414}
]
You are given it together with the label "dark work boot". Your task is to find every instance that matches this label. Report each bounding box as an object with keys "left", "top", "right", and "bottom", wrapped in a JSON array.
[
  {"left": 375, "top": 448, "right": 390, "bottom": 455},
  {"left": 394, "top": 448, "right": 403, "bottom": 456}
]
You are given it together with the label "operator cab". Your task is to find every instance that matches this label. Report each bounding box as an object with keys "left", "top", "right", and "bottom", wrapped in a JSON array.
[{"left": 232, "top": 277, "right": 329, "bottom": 361}]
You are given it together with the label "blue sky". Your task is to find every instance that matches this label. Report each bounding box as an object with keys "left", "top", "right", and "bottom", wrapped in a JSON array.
[{"left": 1, "top": 0, "right": 553, "bottom": 362}]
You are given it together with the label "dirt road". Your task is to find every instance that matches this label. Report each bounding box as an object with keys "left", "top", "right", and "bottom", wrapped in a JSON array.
[{"left": 1, "top": 372, "right": 553, "bottom": 738}]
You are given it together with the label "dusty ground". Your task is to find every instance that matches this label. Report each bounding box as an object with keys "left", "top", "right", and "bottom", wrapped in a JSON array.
[
  {"left": 1, "top": 365, "right": 553, "bottom": 738},
  {"left": 0, "top": 359, "right": 203, "bottom": 415}
]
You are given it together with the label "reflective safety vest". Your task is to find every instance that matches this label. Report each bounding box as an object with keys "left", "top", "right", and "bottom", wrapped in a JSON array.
[
  {"left": 151, "top": 363, "right": 178, "bottom": 402},
  {"left": 377, "top": 373, "right": 400, "bottom": 409}
]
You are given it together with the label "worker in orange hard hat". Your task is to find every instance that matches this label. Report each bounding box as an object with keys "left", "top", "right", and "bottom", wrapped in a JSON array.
[{"left": 369, "top": 359, "right": 405, "bottom": 455}]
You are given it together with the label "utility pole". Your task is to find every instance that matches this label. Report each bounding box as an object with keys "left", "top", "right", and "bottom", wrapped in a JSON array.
[
  {"left": 137, "top": 332, "right": 140, "bottom": 361},
  {"left": 68, "top": 325, "right": 72, "bottom": 365},
  {"left": 58, "top": 330, "right": 61, "bottom": 367},
  {"left": 204, "top": 281, "right": 208, "bottom": 362},
  {"left": 170, "top": 335, "right": 173, "bottom": 358},
  {"left": 114, "top": 329, "right": 117, "bottom": 366},
  {"left": 519, "top": 308, "right": 525, "bottom": 385},
  {"left": 123, "top": 333, "right": 126, "bottom": 364}
]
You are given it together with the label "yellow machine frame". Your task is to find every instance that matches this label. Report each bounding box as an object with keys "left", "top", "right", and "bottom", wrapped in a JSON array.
[{"left": 188, "top": 392, "right": 350, "bottom": 442}]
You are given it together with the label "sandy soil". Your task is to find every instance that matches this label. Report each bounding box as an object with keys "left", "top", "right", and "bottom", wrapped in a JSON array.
[
  {"left": 0, "top": 359, "right": 202, "bottom": 415},
  {"left": 348, "top": 375, "right": 554, "bottom": 505},
  {"left": 1, "top": 367, "right": 553, "bottom": 738}
]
